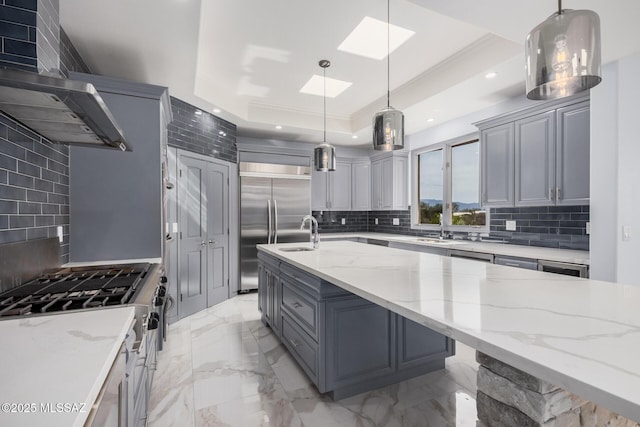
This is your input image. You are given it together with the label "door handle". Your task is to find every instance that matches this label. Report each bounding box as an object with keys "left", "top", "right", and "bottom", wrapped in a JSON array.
[
  {"left": 200, "top": 241, "right": 207, "bottom": 247},
  {"left": 267, "top": 199, "right": 272, "bottom": 244},
  {"left": 208, "top": 240, "right": 216, "bottom": 245},
  {"left": 274, "top": 199, "right": 279, "bottom": 244}
]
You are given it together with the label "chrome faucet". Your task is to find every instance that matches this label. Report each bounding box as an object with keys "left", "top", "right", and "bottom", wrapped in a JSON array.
[{"left": 301, "top": 215, "right": 320, "bottom": 249}]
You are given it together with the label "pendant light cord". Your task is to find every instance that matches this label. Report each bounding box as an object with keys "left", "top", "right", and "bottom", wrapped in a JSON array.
[
  {"left": 558, "top": 0, "right": 562, "bottom": 14},
  {"left": 387, "top": 0, "right": 390, "bottom": 108},
  {"left": 323, "top": 65, "right": 326, "bottom": 143}
]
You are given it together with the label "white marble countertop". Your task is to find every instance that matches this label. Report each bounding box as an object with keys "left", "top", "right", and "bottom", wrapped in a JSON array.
[
  {"left": 320, "top": 232, "right": 590, "bottom": 265},
  {"left": 258, "top": 241, "right": 639, "bottom": 422},
  {"left": 0, "top": 307, "right": 136, "bottom": 427},
  {"left": 63, "top": 257, "right": 162, "bottom": 268}
]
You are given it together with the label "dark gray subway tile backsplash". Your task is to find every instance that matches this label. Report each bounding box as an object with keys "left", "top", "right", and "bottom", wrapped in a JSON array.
[
  {"left": 313, "top": 205, "right": 589, "bottom": 251},
  {"left": 168, "top": 97, "right": 237, "bottom": 164},
  {"left": 0, "top": 113, "right": 70, "bottom": 262}
]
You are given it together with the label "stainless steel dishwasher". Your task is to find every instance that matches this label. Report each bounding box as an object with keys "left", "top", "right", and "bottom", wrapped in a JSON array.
[{"left": 448, "top": 249, "right": 494, "bottom": 262}]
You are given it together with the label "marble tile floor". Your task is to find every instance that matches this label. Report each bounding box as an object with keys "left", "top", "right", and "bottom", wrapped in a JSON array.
[{"left": 148, "top": 293, "right": 480, "bottom": 427}]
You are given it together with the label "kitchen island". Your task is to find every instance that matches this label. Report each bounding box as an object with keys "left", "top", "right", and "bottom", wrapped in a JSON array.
[
  {"left": 0, "top": 307, "right": 135, "bottom": 427},
  {"left": 257, "top": 241, "right": 640, "bottom": 425}
]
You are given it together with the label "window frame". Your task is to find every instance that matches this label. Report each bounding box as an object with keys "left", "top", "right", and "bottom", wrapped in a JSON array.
[{"left": 410, "top": 133, "right": 489, "bottom": 233}]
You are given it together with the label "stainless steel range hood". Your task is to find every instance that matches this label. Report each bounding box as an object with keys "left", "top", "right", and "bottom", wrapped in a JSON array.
[{"left": 0, "top": 68, "right": 130, "bottom": 151}]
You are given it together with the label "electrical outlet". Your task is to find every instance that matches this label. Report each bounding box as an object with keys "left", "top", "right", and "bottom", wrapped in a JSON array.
[
  {"left": 341, "top": 218, "right": 346, "bottom": 225},
  {"left": 375, "top": 218, "right": 378, "bottom": 225},
  {"left": 392, "top": 218, "right": 400, "bottom": 226},
  {"left": 586, "top": 222, "right": 590, "bottom": 235},
  {"left": 623, "top": 225, "right": 632, "bottom": 241},
  {"left": 57, "top": 226, "right": 63, "bottom": 243},
  {"left": 505, "top": 220, "right": 516, "bottom": 231}
]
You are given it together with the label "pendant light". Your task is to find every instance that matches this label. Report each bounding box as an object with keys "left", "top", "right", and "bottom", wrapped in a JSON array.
[
  {"left": 373, "top": 0, "right": 404, "bottom": 151},
  {"left": 525, "top": 0, "right": 601, "bottom": 100},
  {"left": 314, "top": 59, "right": 337, "bottom": 172}
]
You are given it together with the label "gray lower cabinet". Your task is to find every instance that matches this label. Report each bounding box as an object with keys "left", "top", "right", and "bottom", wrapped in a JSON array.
[
  {"left": 258, "top": 251, "right": 455, "bottom": 400},
  {"left": 493, "top": 255, "right": 538, "bottom": 270}
]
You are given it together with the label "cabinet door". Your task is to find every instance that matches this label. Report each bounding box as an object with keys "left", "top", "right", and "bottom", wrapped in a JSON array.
[
  {"left": 515, "top": 112, "right": 555, "bottom": 206},
  {"left": 311, "top": 168, "right": 328, "bottom": 210},
  {"left": 392, "top": 156, "right": 408, "bottom": 210},
  {"left": 397, "top": 316, "right": 453, "bottom": 371},
  {"left": 351, "top": 162, "right": 371, "bottom": 211},
  {"left": 177, "top": 155, "right": 208, "bottom": 319},
  {"left": 371, "top": 160, "right": 382, "bottom": 210},
  {"left": 206, "top": 161, "right": 229, "bottom": 307},
  {"left": 556, "top": 102, "right": 590, "bottom": 205},
  {"left": 481, "top": 123, "right": 514, "bottom": 207},
  {"left": 325, "top": 297, "right": 396, "bottom": 390},
  {"left": 380, "top": 157, "right": 394, "bottom": 210},
  {"left": 328, "top": 161, "right": 352, "bottom": 210}
]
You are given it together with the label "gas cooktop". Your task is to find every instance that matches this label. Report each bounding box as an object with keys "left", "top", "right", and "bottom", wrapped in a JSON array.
[{"left": 0, "top": 263, "right": 151, "bottom": 318}]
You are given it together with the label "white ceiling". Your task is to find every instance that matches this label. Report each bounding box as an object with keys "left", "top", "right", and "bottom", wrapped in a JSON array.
[{"left": 59, "top": 0, "right": 640, "bottom": 148}]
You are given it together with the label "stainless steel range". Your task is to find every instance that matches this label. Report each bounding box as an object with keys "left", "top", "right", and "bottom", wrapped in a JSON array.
[{"left": 0, "top": 238, "right": 168, "bottom": 427}]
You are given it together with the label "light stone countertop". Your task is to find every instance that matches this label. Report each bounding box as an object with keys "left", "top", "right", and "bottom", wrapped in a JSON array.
[
  {"left": 258, "top": 241, "right": 639, "bottom": 422},
  {"left": 320, "top": 232, "right": 590, "bottom": 265},
  {"left": 0, "top": 307, "right": 136, "bottom": 427}
]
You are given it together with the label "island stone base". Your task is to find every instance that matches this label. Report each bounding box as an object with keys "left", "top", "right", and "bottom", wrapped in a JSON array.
[{"left": 475, "top": 352, "right": 639, "bottom": 427}]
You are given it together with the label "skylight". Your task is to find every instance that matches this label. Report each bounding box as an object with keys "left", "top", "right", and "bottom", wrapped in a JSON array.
[
  {"left": 299, "top": 75, "right": 352, "bottom": 98},
  {"left": 337, "top": 16, "right": 415, "bottom": 60}
]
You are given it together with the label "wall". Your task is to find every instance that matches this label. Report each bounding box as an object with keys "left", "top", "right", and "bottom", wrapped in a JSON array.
[
  {"left": 59, "top": 27, "right": 90, "bottom": 75},
  {"left": 0, "top": 22, "right": 89, "bottom": 262},
  {"left": 590, "top": 52, "right": 640, "bottom": 286},
  {"left": 0, "top": 114, "right": 70, "bottom": 261},
  {"left": 0, "top": 0, "right": 59, "bottom": 73},
  {"left": 168, "top": 97, "right": 237, "bottom": 163}
]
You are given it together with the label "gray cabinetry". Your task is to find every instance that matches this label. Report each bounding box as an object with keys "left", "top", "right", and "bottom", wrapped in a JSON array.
[
  {"left": 494, "top": 255, "right": 538, "bottom": 270},
  {"left": 312, "top": 160, "right": 351, "bottom": 210},
  {"left": 257, "top": 251, "right": 455, "bottom": 400},
  {"left": 515, "top": 112, "right": 556, "bottom": 206},
  {"left": 481, "top": 123, "right": 514, "bottom": 207},
  {"left": 478, "top": 97, "right": 590, "bottom": 208},
  {"left": 371, "top": 153, "right": 408, "bottom": 210},
  {"left": 351, "top": 161, "right": 371, "bottom": 211},
  {"left": 556, "top": 103, "right": 590, "bottom": 205}
]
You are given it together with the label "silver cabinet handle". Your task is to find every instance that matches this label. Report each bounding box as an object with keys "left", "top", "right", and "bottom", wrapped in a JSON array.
[
  {"left": 556, "top": 187, "right": 561, "bottom": 202},
  {"left": 505, "top": 262, "right": 520, "bottom": 267},
  {"left": 267, "top": 200, "right": 272, "bottom": 244},
  {"left": 292, "top": 302, "right": 302, "bottom": 309},
  {"left": 289, "top": 338, "right": 299, "bottom": 348},
  {"left": 549, "top": 188, "right": 553, "bottom": 200},
  {"left": 274, "top": 199, "right": 279, "bottom": 244}
]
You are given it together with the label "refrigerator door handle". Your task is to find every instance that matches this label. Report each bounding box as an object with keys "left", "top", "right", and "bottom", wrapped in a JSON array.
[
  {"left": 274, "top": 199, "right": 279, "bottom": 244},
  {"left": 267, "top": 199, "right": 272, "bottom": 244}
]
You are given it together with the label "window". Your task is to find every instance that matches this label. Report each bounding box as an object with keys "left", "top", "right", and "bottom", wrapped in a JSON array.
[{"left": 412, "top": 136, "right": 487, "bottom": 231}]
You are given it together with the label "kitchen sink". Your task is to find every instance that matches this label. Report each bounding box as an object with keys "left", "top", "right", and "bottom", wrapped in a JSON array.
[
  {"left": 416, "top": 238, "right": 465, "bottom": 245},
  {"left": 279, "top": 247, "right": 315, "bottom": 252}
]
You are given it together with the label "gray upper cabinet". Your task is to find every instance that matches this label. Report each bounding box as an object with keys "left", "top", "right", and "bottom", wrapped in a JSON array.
[
  {"left": 515, "top": 111, "right": 556, "bottom": 206},
  {"left": 311, "top": 160, "right": 351, "bottom": 211},
  {"left": 351, "top": 161, "right": 371, "bottom": 211},
  {"left": 481, "top": 123, "right": 514, "bottom": 207},
  {"left": 556, "top": 102, "right": 590, "bottom": 205},
  {"left": 371, "top": 153, "right": 408, "bottom": 211},
  {"left": 477, "top": 96, "right": 590, "bottom": 208}
]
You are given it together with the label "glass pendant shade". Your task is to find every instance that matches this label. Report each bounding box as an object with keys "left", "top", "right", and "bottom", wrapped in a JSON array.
[
  {"left": 525, "top": 8, "right": 601, "bottom": 100},
  {"left": 373, "top": 106, "right": 404, "bottom": 151},
  {"left": 314, "top": 143, "right": 336, "bottom": 172}
]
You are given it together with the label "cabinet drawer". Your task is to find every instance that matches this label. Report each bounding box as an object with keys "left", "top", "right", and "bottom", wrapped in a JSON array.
[
  {"left": 494, "top": 255, "right": 538, "bottom": 270},
  {"left": 282, "top": 315, "right": 319, "bottom": 384},
  {"left": 281, "top": 281, "right": 318, "bottom": 340}
]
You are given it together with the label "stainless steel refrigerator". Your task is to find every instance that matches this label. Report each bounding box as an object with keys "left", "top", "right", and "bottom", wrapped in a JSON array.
[{"left": 239, "top": 162, "right": 311, "bottom": 292}]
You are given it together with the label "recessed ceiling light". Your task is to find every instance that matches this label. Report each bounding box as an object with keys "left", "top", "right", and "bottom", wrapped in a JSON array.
[
  {"left": 352, "top": 135, "right": 358, "bottom": 139},
  {"left": 485, "top": 72, "right": 498, "bottom": 79},
  {"left": 427, "top": 118, "right": 435, "bottom": 123},
  {"left": 299, "top": 75, "right": 352, "bottom": 98},
  {"left": 338, "top": 16, "right": 415, "bottom": 60},
  {"left": 275, "top": 125, "right": 282, "bottom": 130},
  {"left": 213, "top": 108, "right": 221, "bottom": 113},
  {"left": 195, "top": 110, "right": 202, "bottom": 115}
]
